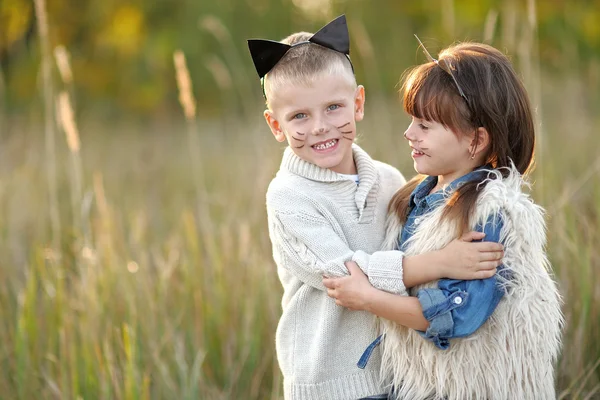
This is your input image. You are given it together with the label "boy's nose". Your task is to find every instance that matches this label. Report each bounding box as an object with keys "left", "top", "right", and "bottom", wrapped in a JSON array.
[{"left": 312, "top": 123, "right": 329, "bottom": 135}]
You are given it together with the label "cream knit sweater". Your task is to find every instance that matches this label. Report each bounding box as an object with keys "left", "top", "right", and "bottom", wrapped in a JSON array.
[{"left": 266, "top": 144, "right": 407, "bottom": 400}]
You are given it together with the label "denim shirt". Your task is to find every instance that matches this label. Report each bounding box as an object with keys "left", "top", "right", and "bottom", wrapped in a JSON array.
[{"left": 400, "top": 167, "right": 507, "bottom": 350}]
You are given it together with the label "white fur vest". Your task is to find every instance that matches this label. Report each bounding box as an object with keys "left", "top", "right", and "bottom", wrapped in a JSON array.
[{"left": 380, "top": 167, "right": 563, "bottom": 400}]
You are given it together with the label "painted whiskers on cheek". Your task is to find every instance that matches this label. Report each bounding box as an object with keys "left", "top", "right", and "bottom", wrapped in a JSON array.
[
  {"left": 337, "top": 122, "right": 354, "bottom": 141},
  {"left": 291, "top": 131, "right": 306, "bottom": 148}
]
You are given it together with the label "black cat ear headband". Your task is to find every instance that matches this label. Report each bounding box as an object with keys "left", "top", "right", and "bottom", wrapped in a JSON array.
[{"left": 247, "top": 15, "right": 353, "bottom": 95}]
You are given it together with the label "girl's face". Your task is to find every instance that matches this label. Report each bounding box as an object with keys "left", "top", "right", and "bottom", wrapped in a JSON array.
[{"left": 404, "top": 116, "right": 476, "bottom": 185}]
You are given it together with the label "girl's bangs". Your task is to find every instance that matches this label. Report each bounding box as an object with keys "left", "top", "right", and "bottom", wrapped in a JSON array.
[{"left": 402, "top": 64, "right": 471, "bottom": 134}]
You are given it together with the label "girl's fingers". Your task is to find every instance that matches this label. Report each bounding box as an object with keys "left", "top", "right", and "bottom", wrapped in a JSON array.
[
  {"left": 476, "top": 269, "right": 496, "bottom": 279},
  {"left": 476, "top": 242, "right": 504, "bottom": 252},
  {"left": 479, "top": 261, "right": 500, "bottom": 271},
  {"left": 479, "top": 250, "right": 504, "bottom": 262},
  {"left": 460, "top": 231, "right": 486, "bottom": 242}
]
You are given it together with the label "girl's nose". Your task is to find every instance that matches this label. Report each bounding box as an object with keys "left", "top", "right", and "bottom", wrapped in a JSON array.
[{"left": 404, "top": 123, "right": 419, "bottom": 141}]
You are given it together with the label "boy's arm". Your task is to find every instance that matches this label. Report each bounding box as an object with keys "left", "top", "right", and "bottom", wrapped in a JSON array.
[
  {"left": 270, "top": 209, "right": 407, "bottom": 295},
  {"left": 322, "top": 264, "right": 429, "bottom": 330}
]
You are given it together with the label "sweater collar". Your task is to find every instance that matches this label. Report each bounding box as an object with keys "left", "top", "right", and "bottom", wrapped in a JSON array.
[{"left": 280, "top": 144, "right": 378, "bottom": 213}]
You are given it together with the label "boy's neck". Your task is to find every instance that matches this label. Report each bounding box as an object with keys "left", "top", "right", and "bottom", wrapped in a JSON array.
[{"left": 328, "top": 151, "right": 357, "bottom": 175}]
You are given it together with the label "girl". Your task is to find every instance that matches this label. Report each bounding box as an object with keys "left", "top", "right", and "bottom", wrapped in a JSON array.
[{"left": 323, "top": 41, "right": 563, "bottom": 399}]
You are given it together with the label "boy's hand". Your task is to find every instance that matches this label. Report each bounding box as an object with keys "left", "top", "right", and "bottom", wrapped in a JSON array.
[
  {"left": 438, "top": 231, "right": 504, "bottom": 280},
  {"left": 323, "top": 262, "right": 374, "bottom": 311}
]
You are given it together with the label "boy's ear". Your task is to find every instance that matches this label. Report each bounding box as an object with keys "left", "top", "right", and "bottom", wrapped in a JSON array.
[
  {"left": 354, "top": 85, "right": 366, "bottom": 122},
  {"left": 264, "top": 110, "right": 286, "bottom": 142},
  {"left": 470, "top": 126, "right": 491, "bottom": 158}
]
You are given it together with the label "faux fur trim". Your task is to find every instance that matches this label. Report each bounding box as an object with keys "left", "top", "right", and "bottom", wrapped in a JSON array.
[{"left": 380, "top": 165, "right": 564, "bottom": 400}]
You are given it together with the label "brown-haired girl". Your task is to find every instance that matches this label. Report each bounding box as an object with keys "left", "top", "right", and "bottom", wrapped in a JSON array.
[{"left": 324, "top": 41, "right": 563, "bottom": 399}]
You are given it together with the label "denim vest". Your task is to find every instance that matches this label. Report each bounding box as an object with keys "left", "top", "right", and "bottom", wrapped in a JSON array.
[{"left": 401, "top": 167, "right": 507, "bottom": 349}]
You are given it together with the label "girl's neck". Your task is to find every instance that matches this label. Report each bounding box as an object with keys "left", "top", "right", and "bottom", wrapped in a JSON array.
[{"left": 430, "top": 166, "right": 481, "bottom": 194}]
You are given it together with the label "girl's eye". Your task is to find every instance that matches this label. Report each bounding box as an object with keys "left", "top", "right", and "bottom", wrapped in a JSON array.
[
  {"left": 419, "top": 123, "right": 429, "bottom": 130},
  {"left": 327, "top": 104, "right": 340, "bottom": 111},
  {"left": 293, "top": 113, "right": 307, "bottom": 120}
]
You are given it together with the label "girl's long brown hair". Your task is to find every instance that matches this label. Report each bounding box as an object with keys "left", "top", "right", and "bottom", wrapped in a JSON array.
[{"left": 389, "top": 43, "right": 535, "bottom": 235}]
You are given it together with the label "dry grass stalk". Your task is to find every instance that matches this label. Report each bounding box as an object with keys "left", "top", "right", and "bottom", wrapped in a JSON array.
[
  {"left": 33, "top": 0, "right": 61, "bottom": 250},
  {"left": 173, "top": 50, "right": 197, "bottom": 121},
  {"left": 205, "top": 56, "right": 232, "bottom": 91},
  {"left": 483, "top": 9, "right": 499, "bottom": 43},
  {"left": 58, "top": 91, "right": 80, "bottom": 153},
  {"left": 54, "top": 46, "right": 73, "bottom": 85},
  {"left": 173, "top": 50, "right": 213, "bottom": 237},
  {"left": 198, "top": 15, "right": 253, "bottom": 118},
  {"left": 93, "top": 172, "right": 110, "bottom": 220}
]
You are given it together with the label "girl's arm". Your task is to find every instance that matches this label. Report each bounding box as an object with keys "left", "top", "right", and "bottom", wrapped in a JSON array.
[
  {"left": 402, "top": 230, "right": 503, "bottom": 288},
  {"left": 415, "top": 214, "right": 506, "bottom": 349},
  {"left": 270, "top": 208, "right": 502, "bottom": 296},
  {"left": 324, "top": 214, "right": 507, "bottom": 347}
]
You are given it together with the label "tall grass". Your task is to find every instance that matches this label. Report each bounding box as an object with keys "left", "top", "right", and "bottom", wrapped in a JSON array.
[
  {"left": 0, "top": 117, "right": 284, "bottom": 399},
  {"left": 1, "top": 89, "right": 599, "bottom": 398},
  {"left": 1, "top": 3, "right": 599, "bottom": 400}
]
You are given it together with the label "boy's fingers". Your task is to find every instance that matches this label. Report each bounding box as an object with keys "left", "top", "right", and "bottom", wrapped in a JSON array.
[{"left": 347, "top": 262, "right": 361, "bottom": 275}]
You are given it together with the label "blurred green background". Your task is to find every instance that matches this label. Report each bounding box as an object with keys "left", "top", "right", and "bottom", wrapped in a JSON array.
[{"left": 1, "top": 0, "right": 599, "bottom": 399}]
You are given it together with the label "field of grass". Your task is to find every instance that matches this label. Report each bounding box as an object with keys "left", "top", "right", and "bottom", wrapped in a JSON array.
[
  {"left": 1, "top": 1, "right": 599, "bottom": 398},
  {"left": 1, "top": 75, "right": 600, "bottom": 399}
]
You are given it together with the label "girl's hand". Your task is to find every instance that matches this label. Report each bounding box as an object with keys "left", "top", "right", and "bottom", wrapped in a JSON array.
[
  {"left": 439, "top": 231, "right": 504, "bottom": 280},
  {"left": 322, "top": 261, "right": 375, "bottom": 310}
]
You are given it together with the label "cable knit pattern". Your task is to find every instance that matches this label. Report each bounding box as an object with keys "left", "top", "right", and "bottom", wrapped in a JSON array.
[{"left": 267, "top": 144, "right": 406, "bottom": 400}]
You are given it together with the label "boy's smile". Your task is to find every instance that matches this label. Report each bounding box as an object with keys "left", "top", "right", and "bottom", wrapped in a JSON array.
[{"left": 264, "top": 74, "right": 365, "bottom": 175}]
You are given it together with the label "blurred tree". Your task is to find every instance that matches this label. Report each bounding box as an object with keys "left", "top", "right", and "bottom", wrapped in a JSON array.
[{"left": 0, "top": 0, "right": 598, "bottom": 120}]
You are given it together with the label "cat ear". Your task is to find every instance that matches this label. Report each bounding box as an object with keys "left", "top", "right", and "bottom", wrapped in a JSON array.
[
  {"left": 309, "top": 14, "right": 350, "bottom": 55},
  {"left": 247, "top": 14, "right": 352, "bottom": 82},
  {"left": 247, "top": 39, "right": 291, "bottom": 78}
]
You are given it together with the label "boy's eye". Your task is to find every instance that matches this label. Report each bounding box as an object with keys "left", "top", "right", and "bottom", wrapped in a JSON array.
[
  {"left": 293, "top": 113, "right": 307, "bottom": 120},
  {"left": 327, "top": 104, "right": 340, "bottom": 111},
  {"left": 419, "top": 123, "right": 429, "bottom": 130}
]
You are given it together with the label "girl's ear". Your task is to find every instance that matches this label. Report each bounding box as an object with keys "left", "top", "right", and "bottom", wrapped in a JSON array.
[
  {"left": 470, "top": 127, "right": 491, "bottom": 159},
  {"left": 354, "top": 85, "right": 366, "bottom": 122},
  {"left": 264, "top": 110, "right": 286, "bottom": 142}
]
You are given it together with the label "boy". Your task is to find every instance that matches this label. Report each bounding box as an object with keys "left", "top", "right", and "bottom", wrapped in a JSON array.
[{"left": 247, "top": 15, "right": 503, "bottom": 400}]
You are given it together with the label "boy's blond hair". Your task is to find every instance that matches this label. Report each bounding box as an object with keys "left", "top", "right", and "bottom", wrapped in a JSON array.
[{"left": 264, "top": 32, "right": 356, "bottom": 107}]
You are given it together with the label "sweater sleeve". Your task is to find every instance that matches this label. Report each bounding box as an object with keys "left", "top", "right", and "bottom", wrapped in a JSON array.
[{"left": 270, "top": 209, "right": 407, "bottom": 295}]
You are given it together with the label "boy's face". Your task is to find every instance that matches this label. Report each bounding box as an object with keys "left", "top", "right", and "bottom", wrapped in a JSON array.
[{"left": 264, "top": 74, "right": 365, "bottom": 175}]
